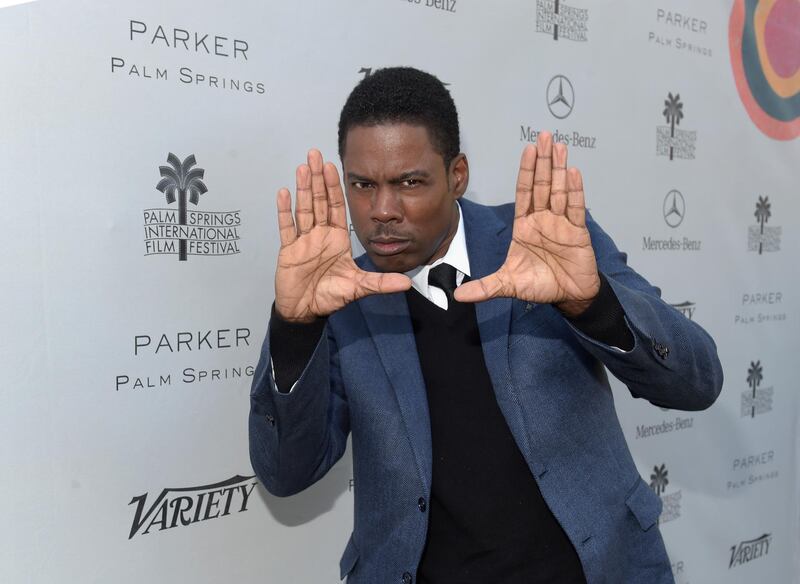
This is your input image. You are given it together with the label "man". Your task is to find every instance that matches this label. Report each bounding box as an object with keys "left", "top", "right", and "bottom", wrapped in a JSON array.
[{"left": 249, "top": 67, "right": 722, "bottom": 583}]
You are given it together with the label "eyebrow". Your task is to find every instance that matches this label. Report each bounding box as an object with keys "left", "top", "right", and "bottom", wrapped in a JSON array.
[{"left": 347, "top": 170, "right": 432, "bottom": 184}]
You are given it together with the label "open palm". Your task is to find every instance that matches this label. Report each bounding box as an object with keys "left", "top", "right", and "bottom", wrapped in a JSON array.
[
  {"left": 274, "top": 150, "right": 410, "bottom": 323},
  {"left": 454, "top": 132, "right": 600, "bottom": 316}
]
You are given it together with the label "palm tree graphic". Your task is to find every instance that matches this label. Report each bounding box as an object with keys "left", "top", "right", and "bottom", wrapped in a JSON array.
[
  {"left": 553, "top": 0, "right": 561, "bottom": 40},
  {"left": 754, "top": 196, "right": 771, "bottom": 254},
  {"left": 662, "top": 93, "right": 684, "bottom": 161},
  {"left": 746, "top": 360, "right": 763, "bottom": 418},
  {"left": 649, "top": 464, "right": 669, "bottom": 496},
  {"left": 156, "top": 153, "right": 208, "bottom": 261}
]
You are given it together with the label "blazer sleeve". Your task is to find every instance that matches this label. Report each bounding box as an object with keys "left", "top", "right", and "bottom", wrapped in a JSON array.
[
  {"left": 565, "top": 211, "right": 724, "bottom": 411},
  {"left": 248, "top": 318, "right": 350, "bottom": 497}
]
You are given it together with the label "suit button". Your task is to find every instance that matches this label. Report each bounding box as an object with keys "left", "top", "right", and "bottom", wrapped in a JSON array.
[
  {"left": 652, "top": 340, "right": 669, "bottom": 360},
  {"left": 265, "top": 414, "right": 275, "bottom": 426},
  {"left": 418, "top": 497, "right": 426, "bottom": 512},
  {"left": 402, "top": 572, "right": 413, "bottom": 584}
]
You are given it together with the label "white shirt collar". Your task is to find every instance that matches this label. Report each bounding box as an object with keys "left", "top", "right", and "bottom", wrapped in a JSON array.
[{"left": 405, "top": 200, "right": 470, "bottom": 308}]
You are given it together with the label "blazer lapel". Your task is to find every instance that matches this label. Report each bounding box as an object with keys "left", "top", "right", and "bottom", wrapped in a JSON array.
[
  {"left": 356, "top": 256, "right": 433, "bottom": 496},
  {"left": 460, "top": 199, "right": 513, "bottom": 396},
  {"left": 460, "top": 200, "right": 539, "bottom": 468}
]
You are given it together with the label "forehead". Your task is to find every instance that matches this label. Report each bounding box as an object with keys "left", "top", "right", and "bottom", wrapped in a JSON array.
[{"left": 342, "top": 123, "right": 442, "bottom": 174}]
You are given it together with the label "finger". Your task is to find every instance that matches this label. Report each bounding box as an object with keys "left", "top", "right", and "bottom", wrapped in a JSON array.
[
  {"left": 453, "top": 273, "right": 508, "bottom": 303},
  {"left": 533, "top": 131, "right": 553, "bottom": 211},
  {"left": 550, "top": 142, "right": 568, "bottom": 216},
  {"left": 324, "top": 162, "right": 348, "bottom": 230},
  {"left": 308, "top": 149, "right": 329, "bottom": 226},
  {"left": 276, "top": 187, "right": 297, "bottom": 246},
  {"left": 295, "top": 164, "right": 314, "bottom": 234},
  {"left": 355, "top": 271, "right": 412, "bottom": 298},
  {"left": 514, "top": 144, "right": 537, "bottom": 219},
  {"left": 566, "top": 167, "right": 586, "bottom": 227}
]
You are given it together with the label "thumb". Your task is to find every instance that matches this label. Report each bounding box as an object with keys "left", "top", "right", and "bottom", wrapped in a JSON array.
[
  {"left": 454, "top": 273, "right": 507, "bottom": 303},
  {"left": 354, "top": 271, "right": 412, "bottom": 299}
]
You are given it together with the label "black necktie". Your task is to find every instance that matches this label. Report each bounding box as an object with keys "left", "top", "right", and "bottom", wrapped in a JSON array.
[{"left": 428, "top": 263, "right": 458, "bottom": 308}]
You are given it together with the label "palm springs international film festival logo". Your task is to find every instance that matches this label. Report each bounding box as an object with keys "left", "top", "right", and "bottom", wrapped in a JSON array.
[
  {"left": 128, "top": 474, "right": 257, "bottom": 539},
  {"left": 144, "top": 153, "right": 241, "bottom": 261},
  {"left": 662, "top": 189, "right": 685, "bottom": 228},
  {"left": 741, "top": 360, "right": 774, "bottom": 418},
  {"left": 657, "top": 93, "right": 696, "bottom": 160},
  {"left": 729, "top": 533, "right": 772, "bottom": 569},
  {"left": 649, "top": 464, "right": 681, "bottom": 523},
  {"left": 748, "top": 195, "right": 781, "bottom": 254},
  {"left": 535, "top": 0, "right": 588, "bottom": 42}
]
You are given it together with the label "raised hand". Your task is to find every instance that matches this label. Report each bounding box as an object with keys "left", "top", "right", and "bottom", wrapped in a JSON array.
[
  {"left": 453, "top": 132, "right": 600, "bottom": 317},
  {"left": 274, "top": 150, "right": 411, "bottom": 323}
]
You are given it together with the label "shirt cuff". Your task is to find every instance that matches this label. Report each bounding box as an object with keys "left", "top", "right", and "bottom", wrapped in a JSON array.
[
  {"left": 269, "top": 303, "right": 327, "bottom": 393},
  {"left": 565, "top": 273, "right": 634, "bottom": 351}
]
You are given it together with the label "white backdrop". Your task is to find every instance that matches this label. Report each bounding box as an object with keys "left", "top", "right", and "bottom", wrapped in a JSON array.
[{"left": 1, "top": 1, "right": 798, "bottom": 582}]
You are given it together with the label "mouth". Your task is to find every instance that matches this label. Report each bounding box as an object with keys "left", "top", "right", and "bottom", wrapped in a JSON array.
[{"left": 368, "top": 238, "right": 411, "bottom": 256}]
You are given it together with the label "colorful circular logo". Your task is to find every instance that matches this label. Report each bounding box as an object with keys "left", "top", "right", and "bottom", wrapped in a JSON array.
[{"left": 729, "top": 0, "right": 800, "bottom": 140}]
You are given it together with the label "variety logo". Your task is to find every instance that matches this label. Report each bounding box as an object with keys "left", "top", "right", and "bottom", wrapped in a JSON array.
[
  {"left": 128, "top": 474, "right": 258, "bottom": 539},
  {"left": 662, "top": 189, "right": 685, "bottom": 227},
  {"left": 729, "top": 0, "right": 800, "bottom": 140},
  {"left": 742, "top": 360, "right": 773, "bottom": 418},
  {"left": 649, "top": 463, "right": 681, "bottom": 523},
  {"left": 546, "top": 75, "right": 575, "bottom": 119},
  {"left": 669, "top": 300, "right": 696, "bottom": 320},
  {"left": 748, "top": 195, "right": 781, "bottom": 254},
  {"left": 657, "top": 93, "right": 696, "bottom": 160},
  {"left": 535, "top": 0, "right": 588, "bottom": 42},
  {"left": 729, "top": 533, "right": 772, "bottom": 569},
  {"left": 144, "top": 153, "right": 241, "bottom": 261}
]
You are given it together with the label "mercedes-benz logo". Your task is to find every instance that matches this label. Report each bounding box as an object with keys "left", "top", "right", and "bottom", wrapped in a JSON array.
[
  {"left": 662, "top": 189, "right": 685, "bottom": 228},
  {"left": 546, "top": 75, "right": 575, "bottom": 119}
]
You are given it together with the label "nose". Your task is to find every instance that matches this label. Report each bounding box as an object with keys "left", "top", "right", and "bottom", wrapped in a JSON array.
[{"left": 370, "top": 186, "right": 403, "bottom": 223}]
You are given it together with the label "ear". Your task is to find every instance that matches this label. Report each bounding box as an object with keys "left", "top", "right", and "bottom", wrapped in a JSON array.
[{"left": 448, "top": 153, "right": 469, "bottom": 199}]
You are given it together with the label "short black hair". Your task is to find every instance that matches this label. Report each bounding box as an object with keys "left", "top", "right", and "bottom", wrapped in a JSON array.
[{"left": 338, "top": 67, "right": 460, "bottom": 169}]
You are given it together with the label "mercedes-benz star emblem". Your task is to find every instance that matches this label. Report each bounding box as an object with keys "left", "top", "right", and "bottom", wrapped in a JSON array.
[
  {"left": 546, "top": 75, "right": 575, "bottom": 119},
  {"left": 662, "top": 190, "right": 685, "bottom": 228}
]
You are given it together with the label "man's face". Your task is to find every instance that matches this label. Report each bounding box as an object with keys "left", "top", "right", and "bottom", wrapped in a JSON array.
[{"left": 342, "top": 123, "right": 468, "bottom": 273}]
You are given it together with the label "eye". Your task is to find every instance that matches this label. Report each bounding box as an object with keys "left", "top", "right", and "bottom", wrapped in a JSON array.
[
  {"left": 401, "top": 178, "right": 421, "bottom": 188},
  {"left": 351, "top": 181, "right": 373, "bottom": 190}
]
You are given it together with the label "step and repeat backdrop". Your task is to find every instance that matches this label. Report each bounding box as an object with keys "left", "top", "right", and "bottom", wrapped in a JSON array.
[{"left": 1, "top": 0, "right": 798, "bottom": 582}]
